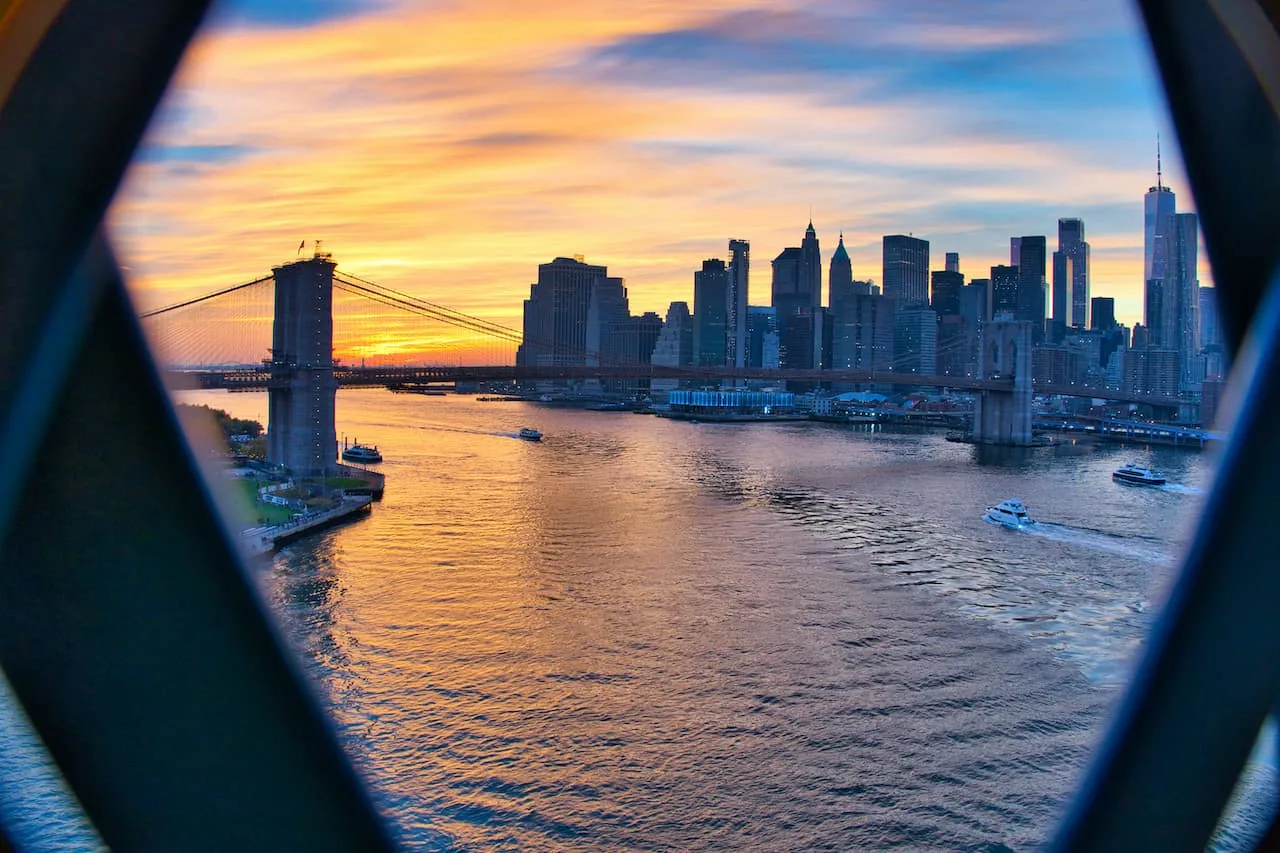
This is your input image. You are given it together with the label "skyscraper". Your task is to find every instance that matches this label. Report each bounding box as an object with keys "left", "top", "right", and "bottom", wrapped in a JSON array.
[
  {"left": 651, "top": 301, "right": 693, "bottom": 381},
  {"left": 1052, "top": 218, "right": 1090, "bottom": 332},
  {"left": 1199, "top": 287, "right": 1220, "bottom": 348},
  {"left": 773, "top": 232, "right": 820, "bottom": 371},
  {"left": 603, "top": 312, "right": 663, "bottom": 394},
  {"left": 772, "top": 246, "right": 801, "bottom": 307},
  {"left": 828, "top": 234, "right": 854, "bottom": 316},
  {"left": 1144, "top": 141, "right": 1177, "bottom": 283},
  {"left": 945, "top": 252, "right": 960, "bottom": 274},
  {"left": 960, "top": 280, "right": 991, "bottom": 377},
  {"left": 931, "top": 269, "right": 965, "bottom": 375},
  {"left": 727, "top": 239, "right": 750, "bottom": 369},
  {"left": 963, "top": 280, "right": 991, "bottom": 326},
  {"left": 1144, "top": 277, "right": 1168, "bottom": 345},
  {"left": 746, "top": 306, "right": 780, "bottom": 369},
  {"left": 894, "top": 307, "right": 938, "bottom": 375},
  {"left": 1049, "top": 247, "right": 1069, "bottom": 344},
  {"left": 1143, "top": 141, "right": 1177, "bottom": 355},
  {"left": 991, "top": 265, "right": 1019, "bottom": 319},
  {"left": 1089, "top": 297, "right": 1122, "bottom": 378},
  {"left": 1016, "top": 235, "right": 1047, "bottom": 342},
  {"left": 610, "top": 312, "right": 664, "bottom": 364},
  {"left": 930, "top": 270, "right": 963, "bottom": 317},
  {"left": 518, "top": 256, "right": 610, "bottom": 368},
  {"left": 585, "top": 276, "right": 629, "bottom": 365},
  {"left": 772, "top": 246, "right": 801, "bottom": 368},
  {"left": 693, "top": 258, "right": 729, "bottom": 366},
  {"left": 831, "top": 294, "right": 895, "bottom": 372},
  {"left": 1090, "top": 297, "right": 1116, "bottom": 331},
  {"left": 882, "top": 235, "right": 929, "bottom": 307},
  {"left": 1165, "top": 212, "right": 1200, "bottom": 385},
  {"left": 1200, "top": 286, "right": 1227, "bottom": 379},
  {"left": 800, "top": 221, "right": 822, "bottom": 309}
]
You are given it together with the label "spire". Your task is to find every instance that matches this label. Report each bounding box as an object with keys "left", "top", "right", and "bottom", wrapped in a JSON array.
[
  {"left": 831, "top": 232, "right": 850, "bottom": 262},
  {"left": 1157, "top": 133, "right": 1163, "bottom": 191}
]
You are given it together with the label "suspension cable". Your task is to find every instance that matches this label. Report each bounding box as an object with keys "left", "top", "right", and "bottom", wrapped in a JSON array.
[{"left": 138, "top": 275, "right": 273, "bottom": 318}]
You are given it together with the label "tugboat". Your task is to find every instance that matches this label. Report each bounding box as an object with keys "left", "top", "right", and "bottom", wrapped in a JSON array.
[
  {"left": 1112, "top": 462, "right": 1166, "bottom": 486},
  {"left": 518, "top": 427, "right": 543, "bottom": 442},
  {"left": 341, "top": 438, "right": 383, "bottom": 463},
  {"left": 984, "top": 498, "right": 1035, "bottom": 528}
]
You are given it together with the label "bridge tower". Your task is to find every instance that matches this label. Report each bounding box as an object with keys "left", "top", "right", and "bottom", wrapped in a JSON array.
[
  {"left": 972, "top": 319, "right": 1034, "bottom": 445},
  {"left": 267, "top": 251, "right": 337, "bottom": 476}
]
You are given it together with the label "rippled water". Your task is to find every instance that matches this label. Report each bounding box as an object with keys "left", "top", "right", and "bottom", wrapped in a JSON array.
[
  {"left": 257, "top": 389, "right": 1216, "bottom": 851},
  {"left": 5, "top": 388, "right": 1261, "bottom": 850}
]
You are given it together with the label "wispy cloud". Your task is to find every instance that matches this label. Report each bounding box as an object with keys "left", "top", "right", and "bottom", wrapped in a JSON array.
[{"left": 112, "top": 0, "right": 1205, "bottom": 362}]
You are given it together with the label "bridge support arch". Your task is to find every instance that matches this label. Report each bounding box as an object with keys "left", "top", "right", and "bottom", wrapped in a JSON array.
[
  {"left": 972, "top": 320, "right": 1033, "bottom": 445},
  {"left": 267, "top": 253, "right": 337, "bottom": 476}
]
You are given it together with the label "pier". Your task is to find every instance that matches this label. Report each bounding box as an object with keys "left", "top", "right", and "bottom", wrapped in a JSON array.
[
  {"left": 241, "top": 495, "right": 372, "bottom": 557},
  {"left": 1034, "top": 416, "right": 1220, "bottom": 448}
]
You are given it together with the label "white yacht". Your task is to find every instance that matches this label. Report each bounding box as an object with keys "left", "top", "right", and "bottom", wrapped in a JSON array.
[
  {"left": 1112, "top": 463, "right": 1166, "bottom": 486},
  {"left": 518, "top": 427, "right": 543, "bottom": 442},
  {"left": 984, "top": 498, "right": 1035, "bottom": 528}
]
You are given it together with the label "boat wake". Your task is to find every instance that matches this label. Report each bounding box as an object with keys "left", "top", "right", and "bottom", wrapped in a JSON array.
[
  {"left": 1023, "top": 521, "right": 1173, "bottom": 563},
  {"left": 413, "top": 421, "right": 514, "bottom": 439},
  {"left": 1159, "top": 483, "right": 1205, "bottom": 495}
]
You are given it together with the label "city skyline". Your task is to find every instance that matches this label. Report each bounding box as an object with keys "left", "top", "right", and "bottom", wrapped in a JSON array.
[{"left": 112, "top": 0, "right": 1212, "bottom": 352}]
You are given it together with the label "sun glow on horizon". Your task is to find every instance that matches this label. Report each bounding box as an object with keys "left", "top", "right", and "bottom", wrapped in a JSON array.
[{"left": 113, "top": 0, "right": 1212, "bottom": 363}]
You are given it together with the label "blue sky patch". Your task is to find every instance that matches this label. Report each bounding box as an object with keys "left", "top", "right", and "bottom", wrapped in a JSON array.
[
  {"left": 205, "top": 0, "right": 380, "bottom": 29},
  {"left": 136, "top": 144, "right": 258, "bottom": 165}
]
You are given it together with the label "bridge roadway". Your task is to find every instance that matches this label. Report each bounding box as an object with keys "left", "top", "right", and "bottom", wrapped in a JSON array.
[
  {"left": 167, "top": 364, "right": 1188, "bottom": 409},
  {"left": 172, "top": 364, "right": 1012, "bottom": 392}
]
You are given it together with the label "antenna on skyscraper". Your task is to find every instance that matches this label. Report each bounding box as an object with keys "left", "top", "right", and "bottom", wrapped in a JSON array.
[{"left": 1157, "top": 133, "right": 1163, "bottom": 191}]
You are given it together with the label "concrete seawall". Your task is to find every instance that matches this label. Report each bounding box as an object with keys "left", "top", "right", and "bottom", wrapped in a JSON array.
[
  {"left": 336, "top": 462, "right": 385, "bottom": 498},
  {"left": 242, "top": 495, "right": 372, "bottom": 556}
]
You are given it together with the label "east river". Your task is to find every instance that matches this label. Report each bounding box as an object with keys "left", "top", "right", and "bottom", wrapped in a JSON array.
[{"left": 2, "top": 388, "right": 1273, "bottom": 850}]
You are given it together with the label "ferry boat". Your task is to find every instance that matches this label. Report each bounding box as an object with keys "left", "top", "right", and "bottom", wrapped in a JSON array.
[
  {"left": 984, "top": 498, "right": 1035, "bottom": 528},
  {"left": 341, "top": 443, "right": 383, "bottom": 463},
  {"left": 518, "top": 427, "right": 543, "bottom": 442},
  {"left": 1112, "top": 463, "right": 1166, "bottom": 486}
]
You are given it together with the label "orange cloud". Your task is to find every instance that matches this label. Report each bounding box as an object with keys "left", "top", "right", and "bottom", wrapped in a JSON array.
[{"left": 112, "top": 0, "right": 1210, "bottom": 367}]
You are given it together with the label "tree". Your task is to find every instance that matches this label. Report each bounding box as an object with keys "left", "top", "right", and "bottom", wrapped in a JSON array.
[{"left": 175, "top": 404, "right": 264, "bottom": 445}]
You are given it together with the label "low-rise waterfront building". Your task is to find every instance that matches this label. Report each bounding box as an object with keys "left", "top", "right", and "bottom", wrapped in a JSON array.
[{"left": 664, "top": 389, "right": 799, "bottom": 421}]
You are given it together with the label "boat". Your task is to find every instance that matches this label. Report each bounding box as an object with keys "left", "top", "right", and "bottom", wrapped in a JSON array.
[
  {"left": 518, "top": 427, "right": 543, "bottom": 442},
  {"left": 984, "top": 498, "right": 1035, "bottom": 528},
  {"left": 341, "top": 443, "right": 383, "bottom": 463},
  {"left": 1112, "top": 462, "right": 1166, "bottom": 486}
]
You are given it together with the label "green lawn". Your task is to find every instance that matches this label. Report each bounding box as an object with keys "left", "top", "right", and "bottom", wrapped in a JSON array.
[
  {"left": 323, "top": 477, "right": 373, "bottom": 489},
  {"left": 231, "top": 478, "right": 296, "bottom": 525}
]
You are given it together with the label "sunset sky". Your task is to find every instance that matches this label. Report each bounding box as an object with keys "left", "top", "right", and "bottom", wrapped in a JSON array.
[{"left": 112, "top": 0, "right": 1211, "bottom": 362}]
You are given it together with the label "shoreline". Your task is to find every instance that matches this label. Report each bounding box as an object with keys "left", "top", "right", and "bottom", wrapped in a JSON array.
[{"left": 242, "top": 495, "right": 373, "bottom": 556}]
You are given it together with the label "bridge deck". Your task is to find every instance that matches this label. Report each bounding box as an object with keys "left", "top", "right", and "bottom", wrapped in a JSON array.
[{"left": 165, "top": 365, "right": 1186, "bottom": 407}]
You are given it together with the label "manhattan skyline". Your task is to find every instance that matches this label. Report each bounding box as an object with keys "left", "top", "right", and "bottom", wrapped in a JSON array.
[{"left": 111, "top": 0, "right": 1212, "bottom": 341}]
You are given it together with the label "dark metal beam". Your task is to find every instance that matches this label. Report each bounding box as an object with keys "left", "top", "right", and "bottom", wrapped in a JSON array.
[
  {"left": 1134, "top": 0, "right": 1280, "bottom": 353},
  {"left": 0, "top": 248, "right": 398, "bottom": 850},
  {"left": 1050, "top": 1, "right": 1280, "bottom": 848},
  {"left": 0, "top": 0, "right": 399, "bottom": 849}
]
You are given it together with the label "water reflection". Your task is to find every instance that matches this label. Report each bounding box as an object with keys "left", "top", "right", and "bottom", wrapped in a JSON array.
[
  {"left": 193, "top": 388, "right": 1220, "bottom": 850},
  {"left": 264, "top": 539, "right": 354, "bottom": 708}
]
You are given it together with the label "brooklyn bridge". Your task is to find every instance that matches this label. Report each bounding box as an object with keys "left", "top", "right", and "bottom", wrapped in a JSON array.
[{"left": 140, "top": 249, "right": 1186, "bottom": 469}]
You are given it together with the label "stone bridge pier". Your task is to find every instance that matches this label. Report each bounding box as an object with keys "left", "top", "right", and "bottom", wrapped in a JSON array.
[
  {"left": 972, "top": 319, "right": 1034, "bottom": 445},
  {"left": 266, "top": 252, "right": 338, "bottom": 476}
]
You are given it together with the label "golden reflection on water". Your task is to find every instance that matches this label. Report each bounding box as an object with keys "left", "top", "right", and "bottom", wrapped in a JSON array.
[{"left": 176, "top": 387, "right": 1210, "bottom": 851}]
